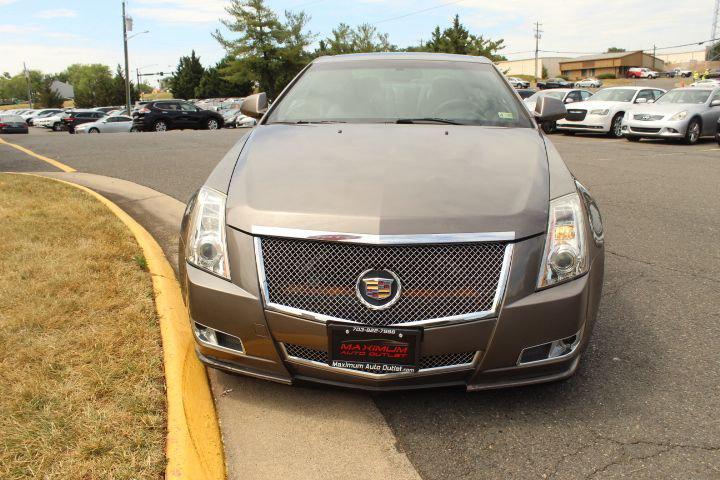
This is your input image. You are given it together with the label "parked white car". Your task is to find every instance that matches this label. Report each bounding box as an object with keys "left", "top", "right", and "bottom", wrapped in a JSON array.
[
  {"left": 574, "top": 78, "right": 603, "bottom": 88},
  {"left": 74, "top": 115, "right": 133, "bottom": 134},
  {"left": 23, "top": 108, "right": 63, "bottom": 125},
  {"left": 622, "top": 87, "right": 720, "bottom": 144},
  {"left": 34, "top": 112, "right": 70, "bottom": 130},
  {"left": 556, "top": 86, "right": 666, "bottom": 137},
  {"left": 628, "top": 67, "right": 659, "bottom": 79},
  {"left": 689, "top": 79, "right": 720, "bottom": 88}
]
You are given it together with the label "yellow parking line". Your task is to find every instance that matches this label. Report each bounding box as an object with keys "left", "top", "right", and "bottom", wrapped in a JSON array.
[{"left": 0, "top": 137, "right": 76, "bottom": 172}]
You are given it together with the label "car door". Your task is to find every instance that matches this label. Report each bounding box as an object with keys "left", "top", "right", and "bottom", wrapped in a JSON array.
[
  {"left": 112, "top": 115, "right": 133, "bottom": 132},
  {"left": 701, "top": 89, "right": 720, "bottom": 136},
  {"left": 179, "top": 102, "right": 202, "bottom": 128},
  {"left": 565, "top": 90, "right": 583, "bottom": 104},
  {"left": 157, "top": 102, "right": 183, "bottom": 127}
]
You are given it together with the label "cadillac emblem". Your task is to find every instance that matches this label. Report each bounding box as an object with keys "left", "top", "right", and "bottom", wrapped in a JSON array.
[{"left": 356, "top": 269, "right": 402, "bottom": 310}]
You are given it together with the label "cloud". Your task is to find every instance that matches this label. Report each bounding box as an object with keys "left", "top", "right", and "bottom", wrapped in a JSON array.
[
  {"left": 132, "top": 0, "right": 228, "bottom": 24},
  {"left": 36, "top": 9, "right": 78, "bottom": 19}
]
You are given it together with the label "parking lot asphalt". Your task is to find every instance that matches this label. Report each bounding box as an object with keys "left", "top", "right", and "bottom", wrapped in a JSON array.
[{"left": 2, "top": 127, "right": 719, "bottom": 479}]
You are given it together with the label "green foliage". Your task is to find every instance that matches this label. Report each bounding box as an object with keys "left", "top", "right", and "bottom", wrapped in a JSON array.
[
  {"left": 0, "top": 70, "right": 43, "bottom": 103},
  {"left": 421, "top": 15, "right": 505, "bottom": 61},
  {"left": 63, "top": 64, "right": 115, "bottom": 107},
  {"left": 606, "top": 47, "right": 626, "bottom": 53},
  {"left": 37, "top": 76, "right": 64, "bottom": 108},
  {"left": 168, "top": 50, "right": 205, "bottom": 99},
  {"left": 707, "top": 41, "right": 720, "bottom": 61},
  {"left": 214, "top": 0, "right": 315, "bottom": 99},
  {"left": 195, "top": 57, "right": 253, "bottom": 99},
  {"left": 541, "top": 66, "right": 548, "bottom": 79},
  {"left": 317, "top": 23, "right": 394, "bottom": 55},
  {"left": 597, "top": 73, "right": 617, "bottom": 79}
]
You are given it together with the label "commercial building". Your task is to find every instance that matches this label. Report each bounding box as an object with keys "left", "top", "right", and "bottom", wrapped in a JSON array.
[
  {"left": 50, "top": 80, "right": 75, "bottom": 100},
  {"left": 559, "top": 51, "right": 664, "bottom": 79},
  {"left": 496, "top": 57, "right": 570, "bottom": 79}
]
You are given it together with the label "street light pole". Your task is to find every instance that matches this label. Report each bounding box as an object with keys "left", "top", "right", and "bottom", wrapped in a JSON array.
[{"left": 122, "top": 0, "right": 131, "bottom": 114}]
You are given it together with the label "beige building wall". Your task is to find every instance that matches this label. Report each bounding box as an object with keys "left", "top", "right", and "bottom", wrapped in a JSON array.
[
  {"left": 656, "top": 50, "right": 707, "bottom": 65},
  {"left": 496, "top": 57, "right": 570, "bottom": 78}
]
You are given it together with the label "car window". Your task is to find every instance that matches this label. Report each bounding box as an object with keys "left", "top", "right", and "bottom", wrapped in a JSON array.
[
  {"left": 0, "top": 115, "right": 24, "bottom": 122},
  {"left": 587, "top": 88, "right": 636, "bottom": 102},
  {"left": 652, "top": 90, "right": 664, "bottom": 100},
  {"left": 657, "top": 89, "right": 711, "bottom": 104},
  {"left": 76, "top": 112, "right": 92, "bottom": 118},
  {"left": 267, "top": 60, "right": 533, "bottom": 128},
  {"left": 580, "top": 91, "right": 592, "bottom": 101},
  {"left": 566, "top": 91, "right": 583, "bottom": 102},
  {"left": 636, "top": 90, "right": 655, "bottom": 102},
  {"left": 710, "top": 90, "right": 720, "bottom": 102},
  {"left": 94, "top": 112, "right": 105, "bottom": 118},
  {"left": 156, "top": 102, "right": 178, "bottom": 111},
  {"left": 116, "top": 116, "right": 132, "bottom": 122},
  {"left": 179, "top": 103, "right": 198, "bottom": 112}
]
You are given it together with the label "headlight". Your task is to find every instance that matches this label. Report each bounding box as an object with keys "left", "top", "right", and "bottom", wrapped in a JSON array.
[
  {"left": 537, "top": 192, "right": 589, "bottom": 289},
  {"left": 185, "top": 187, "right": 230, "bottom": 279},
  {"left": 669, "top": 111, "right": 687, "bottom": 121},
  {"left": 589, "top": 109, "right": 609, "bottom": 115}
]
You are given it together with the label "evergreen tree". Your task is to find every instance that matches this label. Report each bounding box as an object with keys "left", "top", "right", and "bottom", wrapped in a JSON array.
[
  {"left": 195, "top": 57, "right": 253, "bottom": 98},
  {"left": 37, "top": 76, "right": 64, "bottom": 108},
  {"left": 214, "top": 0, "right": 314, "bottom": 99},
  {"left": 168, "top": 50, "right": 205, "bottom": 99},
  {"left": 317, "top": 23, "right": 394, "bottom": 55},
  {"left": 423, "top": 15, "right": 505, "bottom": 61}
]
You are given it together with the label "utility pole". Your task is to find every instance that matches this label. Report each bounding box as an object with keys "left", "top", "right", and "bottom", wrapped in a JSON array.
[
  {"left": 23, "top": 62, "right": 33, "bottom": 108},
  {"left": 712, "top": 0, "right": 720, "bottom": 40},
  {"left": 652, "top": 44, "right": 656, "bottom": 70},
  {"left": 122, "top": 0, "right": 131, "bottom": 114},
  {"left": 534, "top": 22, "right": 543, "bottom": 82}
]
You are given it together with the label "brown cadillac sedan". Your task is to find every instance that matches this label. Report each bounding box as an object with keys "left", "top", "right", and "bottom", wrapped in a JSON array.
[{"left": 179, "top": 53, "right": 605, "bottom": 391}]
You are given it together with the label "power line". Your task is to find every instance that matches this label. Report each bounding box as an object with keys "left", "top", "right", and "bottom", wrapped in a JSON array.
[{"left": 372, "top": 0, "right": 465, "bottom": 25}]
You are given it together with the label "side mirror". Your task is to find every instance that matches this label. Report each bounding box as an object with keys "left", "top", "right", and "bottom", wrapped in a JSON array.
[
  {"left": 635, "top": 97, "right": 648, "bottom": 104},
  {"left": 564, "top": 98, "right": 575, "bottom": 104},
  {"left": 647, "top": 99, "right": 655, "bottom": 103},
  {"left": 241, "top": 92, "right": 268, "bottom": 119},
  {"left": 534, "top": 96, "right": 567, "bottom": 123},
  {"left": 711, "top": 99, "right": 720, "bottom": 107}
]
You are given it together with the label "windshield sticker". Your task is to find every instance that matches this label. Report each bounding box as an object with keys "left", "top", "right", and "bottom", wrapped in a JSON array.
[{"left": 498, "top": 112, "right": 514, "bottom": 120}]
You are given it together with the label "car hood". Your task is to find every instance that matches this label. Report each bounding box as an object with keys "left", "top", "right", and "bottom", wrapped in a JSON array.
[
  {"left": 226, "top": 124, "right": 550, "bottom": 238},
  {"left": 567, "top": 100, "right": 629, "bottom": 112},
  {"left": 628, "top": 103, "right": 707, "bottom": 115}
]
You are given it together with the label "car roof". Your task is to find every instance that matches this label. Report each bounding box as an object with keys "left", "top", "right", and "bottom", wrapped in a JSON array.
[{"left": 313, "top": 52, "right": 492, "bottom": 64}]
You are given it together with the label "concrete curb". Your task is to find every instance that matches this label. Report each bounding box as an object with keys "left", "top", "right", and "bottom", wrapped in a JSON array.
[{"left": 20, "top": 173, "right": 225, "bottom": 480}]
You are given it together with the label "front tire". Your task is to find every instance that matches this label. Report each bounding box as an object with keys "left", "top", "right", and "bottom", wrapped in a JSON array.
[
  {"left": 52, "top": 122, "right": 62, "bottom": 132},
  {"left": 541, "top": 121, "right": 556, "bottom": 134},
  {"left": 684, "top": 119, "right": 701, "bottom": 145},
  {"left": 206, "top": 118, "right": 219, "bottom": 130},
  {"left": 609, "top": 113, "right": 624, "bottom": 138},
  {"left": 89, "top": 128, "right": 99, "bottom": 133}
]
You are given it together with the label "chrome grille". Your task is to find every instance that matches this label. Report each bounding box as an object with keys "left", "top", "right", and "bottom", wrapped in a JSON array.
[
  {"left": 258, "top": 237, "right": 508, "bottom": 326},
  {"left": 283, "top": 343, "right": 476, "bottom": 371},
  {"left": 633, "top": 114, "right": 664, "bottom": 121}
]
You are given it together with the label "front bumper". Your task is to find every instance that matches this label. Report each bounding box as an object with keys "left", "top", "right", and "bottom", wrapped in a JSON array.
[
  {"left": 557, "top": 115, "right": 613, "bottom": 132},
  {"left": 180, "top": 230, "right": 604, "bottom": 391},
  {"left": 622, "top": 119, "right": 687, "bottom": 138}
]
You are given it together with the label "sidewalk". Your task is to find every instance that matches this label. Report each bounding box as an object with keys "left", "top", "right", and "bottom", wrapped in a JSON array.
[{"left": 39, "top": 172, "right": 422, "bottom": 480}]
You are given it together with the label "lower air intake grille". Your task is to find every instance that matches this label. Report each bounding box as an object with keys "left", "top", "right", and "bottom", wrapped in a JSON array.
[{"left": 283, "top": 343, "right": 476, "bottom": 372}]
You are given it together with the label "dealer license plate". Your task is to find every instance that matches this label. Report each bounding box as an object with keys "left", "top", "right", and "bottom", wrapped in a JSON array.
[{"left": 327, "top": 323, "right": 421, "bottom": 374}]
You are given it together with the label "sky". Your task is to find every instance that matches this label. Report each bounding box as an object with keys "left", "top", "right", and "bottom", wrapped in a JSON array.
[{"left": 0, "top": 0, "right": 716, "bottom": 85}]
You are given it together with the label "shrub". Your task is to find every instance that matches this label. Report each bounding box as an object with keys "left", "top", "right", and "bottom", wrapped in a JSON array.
[{"left": 597, "top": 73, "right": 617, "bottom": 79}]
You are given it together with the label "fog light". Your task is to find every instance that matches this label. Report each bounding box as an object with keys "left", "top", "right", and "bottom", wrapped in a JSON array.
[
  {"left": 192, "top": 322, "right": 245, "bottom": 353},
  {"left": 518, "top": 328, "right": 583, "bottom": 365},
  {"left": 193, "top": 322, "right": 218, "bottom": 345}
]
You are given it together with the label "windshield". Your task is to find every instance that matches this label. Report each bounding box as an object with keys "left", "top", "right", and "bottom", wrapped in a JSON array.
[
  {"left": 657, "top": 89, "right": 711, "bottom": 104},
  {"left": 266, "top": 60, "right": 532, "bottom": 127},
  {"left": 526, "top": 91, "right": 565, "bottom": 102},
  {"left": 587, "top": 89, "right": 636, "bottom": 102}
]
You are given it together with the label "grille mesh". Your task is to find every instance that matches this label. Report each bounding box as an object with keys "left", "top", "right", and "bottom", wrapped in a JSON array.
[
  {"left": 283, "top": 343, "right": 476, "bottom": 371},
  {"left": 633, "top": 114, "right": 664, "bottom": 121},
  {"left": 259, "top": 237, "right": 506, "bottom": 326},
  {"left": 565, "top": 109, "right": 587, "bottom": 121}
]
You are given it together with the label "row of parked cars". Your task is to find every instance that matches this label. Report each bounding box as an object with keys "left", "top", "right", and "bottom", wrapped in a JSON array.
[
  {"left": 521, "top": 85, "right": 720, "bottom": 144},
  {"left": 0, "top": 98, "right": 257, "bottom": 134}
]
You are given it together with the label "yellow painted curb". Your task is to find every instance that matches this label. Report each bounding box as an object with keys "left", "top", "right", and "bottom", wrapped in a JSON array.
[
  {"left": 18, "top": 173, "right": 225, "bottom": 480},
  {"left": 0, "top": 138, "right": 77, "bottom": 172}
]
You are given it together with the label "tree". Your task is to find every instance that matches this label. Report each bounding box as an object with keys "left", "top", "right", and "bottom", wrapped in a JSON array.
[
  {"left": 168, "top": 50, "right": 205, "bottom": 99},
  {"left": 195, "top": 57, "right": 253, "bottom": 99},
  {"left": 422, "top": 15, "right": 505, "bottom": 61},
  {"left": 63, "top": 64, "right": 115, "bottom": 107},
  {"left": 317, "top": 23, "right": 394, "bottom": 55},
  {"left": 707, "top": 41, "right": 720, "bottom": 61},
  {"left": 606, "top": 47, "right": 626, "bottom": 53},
  {"left": 214, "top": 0, "right": 314, "bottom": 99},
  {"left": 37, "top": 76, "right": 64, "bottom": 108},
  {"left": 0, "top": 70, "right": 43, "bottom": 103}
]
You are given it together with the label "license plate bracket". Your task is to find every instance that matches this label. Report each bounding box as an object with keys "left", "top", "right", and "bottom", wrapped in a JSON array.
[{"left": 327, "top": 323, "right": 422, "bottom": 374}]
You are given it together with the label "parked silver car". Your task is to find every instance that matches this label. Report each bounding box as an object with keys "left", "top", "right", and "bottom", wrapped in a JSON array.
[
  {"left": 74, "top": 115, "right": 133, "bottom": 134},
  {"left": 623, "top": 87, "right": 720, "bottom": 144},
  {"left": 574, "top": 78, "right": 603, "bottom": 88}
]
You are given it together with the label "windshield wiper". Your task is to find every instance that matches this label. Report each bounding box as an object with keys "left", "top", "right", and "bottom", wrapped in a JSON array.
[
  {"left": 395, "top": 117, "right": 464, "bottom": 125},
  {"left": 267, "top": 120, "right": 347, "bottom": 125}
]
